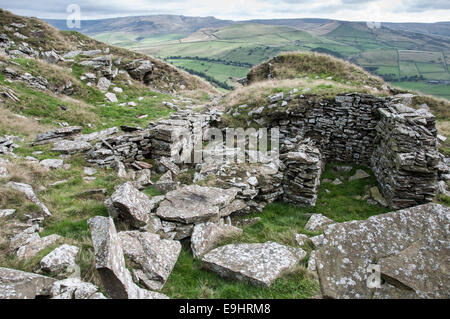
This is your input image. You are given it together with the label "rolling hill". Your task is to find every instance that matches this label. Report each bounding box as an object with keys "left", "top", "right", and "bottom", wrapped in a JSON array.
[{"left": 46, "top": 15, "right": 450, "bottom": 98}]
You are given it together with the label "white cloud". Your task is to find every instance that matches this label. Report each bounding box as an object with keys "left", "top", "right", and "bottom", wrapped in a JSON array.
[{"left": 0, "top": 0, "right": 448, "bottom": 22}]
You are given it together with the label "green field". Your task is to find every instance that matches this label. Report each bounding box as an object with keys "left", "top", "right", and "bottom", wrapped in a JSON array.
[{"left": 91, "top": 22, "right": 450, "bottom": 99}]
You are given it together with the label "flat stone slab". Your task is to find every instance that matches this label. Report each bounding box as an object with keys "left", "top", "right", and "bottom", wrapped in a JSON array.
[
  {"left": 316, "top": 203, "right": 450, "bottom": 299},
  {"left": 202, "top": 241, "right": 306, "bottom": 287},
  {"left": 156, "top": 185, "right": 239, "bottom": 224},
  {"left": 52, "top": 140, "right": 91, "bottom": 155},
  {"left": 0, "top": 267, "right": 57, "bottom": 299},
  {"left": 191, "top": 222, "right": 243, "bottom": 258}
]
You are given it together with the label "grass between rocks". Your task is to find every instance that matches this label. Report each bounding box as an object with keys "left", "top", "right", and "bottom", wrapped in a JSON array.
[{"left": 160, "top": 163, "right": 390, "bottom": 299}]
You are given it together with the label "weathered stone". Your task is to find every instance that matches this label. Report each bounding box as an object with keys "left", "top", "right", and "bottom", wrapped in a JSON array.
[
  {"left": 52, "top": 140, "right": 91, "bottom": 155},
  {"left": 191, "top": 221, "right": 243, "bottom": 258},
  {"left": 118, "top": 231, "right": 181, "bottom": 290},
  {"left": 88, "top": 216, "right": 168, "bottom": 299},
  {"left": 39, "top": 159, "right": 64, "bottom": 169},
  {"left": 305, "top": 214, "right": 335, "bottom": 232},
  {"left": 17, "top": 234, "right": 62, "bottom": 259},
  {"left": 6, "top": 182, "right": 51, "bottom": 216},
  {"left": 105, "top": 92, "right": 118, "bottom": 103},
  {"left": 156, "top": 185, "right": 239, "bottom": 224},
  {"left": 109, "top": 182, "right": 155, "bottom": 228},
  {"left": 0, "top": 267, "right": 56, "bottom": 299},
  {"left": 40, "top": 244, "right": 79, "bottom": 276},
  {"left": 202, "top": 242, "right": 306, "bottom": 287},
  {"left": 97, "top": 77, "right": 111, "bottom": 92},
  {"left": 0, "top": 209, "right": 16, "bottom": 218},
  {"left": 349, "top": 169, "right": 371, "bottom": 181},
  {"left": 159, "top": 157, "right": 181, "bottom": 175},
  {"left": 51, "top": 278, "right": 106, "bottom": 299},
  {"left": 83, "top": 167, "right": 97, "bottom": 176},
  {"left": 294, "top": 233, "right": 309, "bottom": 246},
  {"left": 316, "top": 203, "right": 449, "bottom": 299},
  {"left": 34, "top": 126, "right": 82, "bottom": 145}
]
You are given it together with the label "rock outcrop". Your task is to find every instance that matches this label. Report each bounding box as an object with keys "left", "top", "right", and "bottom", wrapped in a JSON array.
[{"left": 315, "top": 203, "right": 449, "bottom": 299}]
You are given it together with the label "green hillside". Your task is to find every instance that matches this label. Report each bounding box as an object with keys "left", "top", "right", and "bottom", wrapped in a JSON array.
[{"left": 90, "top": 21, "right": 450, "bottom": 99}]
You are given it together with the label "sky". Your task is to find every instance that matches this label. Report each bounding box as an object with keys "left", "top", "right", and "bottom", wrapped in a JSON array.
[{"left": 0, "top": 0, "right": 449, "bottom": 23}]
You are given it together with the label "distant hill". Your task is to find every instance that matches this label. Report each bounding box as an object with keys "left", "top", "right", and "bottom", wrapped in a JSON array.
[
  {"left": 45, "top": 15, "right": 233, "bottom": 35},
  {"left": 45, "top": 15, "right": 450, "bottom": 99}
]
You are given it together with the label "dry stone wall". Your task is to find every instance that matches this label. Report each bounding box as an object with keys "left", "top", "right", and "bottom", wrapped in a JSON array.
[{"left": 242, "top": 92, "right": 440, "bottom": 209}]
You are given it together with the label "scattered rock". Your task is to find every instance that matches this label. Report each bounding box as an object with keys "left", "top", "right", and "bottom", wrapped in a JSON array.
[
  {"left": 40, "top": 244, "right": 79, "bottom": 276},
  {"left": 156, "top": 185, "right": 239, "bottom": 224},
  {"left": 52, "top": 140, "right": 91, "bottom": 155},
  {"left": 39, "top": 159, "right": 64, "bottom": 169},
  {"left": 305, "top": 214, "right": 335, "bottom": 232},
  {"left": 109, "top": 182, "right": 155, "bottom": 228},
  {"left": 88, "top": 216, "right": 168, "bottom": 299},
  {"left": 349, "top": 169, "right": 370, "bottom": 181},
  {"left": 17, "top": 234, "right": 62, "bottom": 260},
  {"left": 105, "top": 92, "right": 118, "bottom": 103},
  {"left": 83, "top": 167, "right": 97, "bottom": 176},
  {"left": 0, "top": 209, "right": 16, "bottom": 218},
  {"left": 6, "top": 182, "right": 51, "bottom": 216},
  {"left": 191, "top": 221, "right": 243, "bottom": 258},
  {"left": 202, "top": 241, "right": 306, "bottom": 287},
  {"left": 294, "top": 233, "right": 309, "bottom": 246},
  {"left": 0, "top": 267, "right": 56, "bottom": 299},
  {"left": 118, "top": 231, "right": 181, "bottom": 290},
  {"left": 51, "top": 278, "right": 106, "bottom": 299},
  {"left": 34, "top": 126, "right": 82, "bottom": 145}
]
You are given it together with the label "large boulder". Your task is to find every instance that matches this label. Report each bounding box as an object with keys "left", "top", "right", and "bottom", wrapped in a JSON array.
[
  {"left": 88, "top": 216, "right": 168, "bottom": 299},
  {"left": 109, "top": 182, "right": 156, "bottom": 228},
  {"left": 0, "top": 267, "right": 57, "bottom": 299},
  {"left": 191, "top": 221, "right": 243, "bottom": 259},
  {"left": 202, "top": 241, "right": 306, "bottom": 287},
  {"left": 315, "top": 203, "right": 450, "bottom": 299},
  {"left": 156, "top": 185, "right": 239, "bottom": 224},
  {"left": 118, "top": 231, "right": 181, "bottom": 290}
]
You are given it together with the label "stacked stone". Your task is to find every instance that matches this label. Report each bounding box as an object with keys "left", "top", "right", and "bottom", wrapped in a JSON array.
[
  {"left": 282, "top": 143, "right": 324, "bottom": 206},
  {"left": 148, "top": 111, "right": 210, "bottom": 164},
  {"left": 85, "top": 130, "right": 151, "bottom": 168},
  {"left": 371, "top": 105, "right": 439, "bottom": 209},
  {"left": 248, "top": 93, "right": 385, "bottom": 165}
]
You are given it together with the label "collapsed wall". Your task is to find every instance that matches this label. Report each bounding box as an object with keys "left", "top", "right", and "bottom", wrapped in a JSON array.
[{"left": 83, "top": 92, "right": 440, "bottom": 210}]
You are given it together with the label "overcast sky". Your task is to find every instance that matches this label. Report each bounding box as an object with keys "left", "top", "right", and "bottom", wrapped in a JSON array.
[{"left": 1, "top": 0, "right": 449, "bottom": 23}]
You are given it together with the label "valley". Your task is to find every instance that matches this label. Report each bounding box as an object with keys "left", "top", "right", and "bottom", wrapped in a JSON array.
[{"left": 52, "top": 18, "right": 450, "bottom": 100}]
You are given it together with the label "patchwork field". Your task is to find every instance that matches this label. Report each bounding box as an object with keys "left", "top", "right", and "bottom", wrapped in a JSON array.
[{"left": 86, "top": 21, "right": 449, "bottom": 99}]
